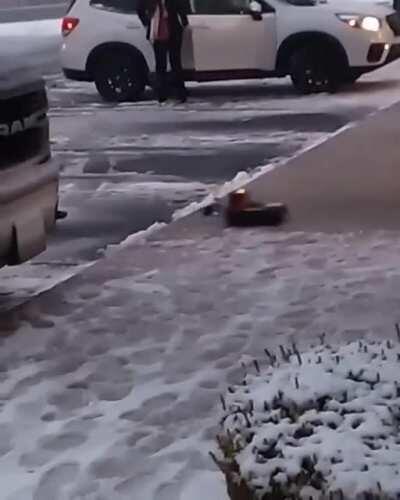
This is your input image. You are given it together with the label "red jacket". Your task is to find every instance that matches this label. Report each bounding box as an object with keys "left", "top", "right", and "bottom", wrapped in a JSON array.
[{"left": 138, "top": 0, "right": 190, "bottom": 39}]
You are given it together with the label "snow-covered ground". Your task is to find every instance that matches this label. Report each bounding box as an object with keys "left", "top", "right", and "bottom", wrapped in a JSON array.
[
  {"left": 3, "top": 56, "right": 400, "bottom": 309},
  {"left": 222, "top": 339, "right": 400, "bottom": 497},
  {"left": 0, "top": 87, "right": 332, "bottom": 311},
  {"left": 2, "top": 14, "right": 400, "bottom": 500},
  {"left": 3, "top": 227, "right": 400, "bottom": 499},
  {"left": 1, "top": 17, "right": 400, "bottom": 313}
]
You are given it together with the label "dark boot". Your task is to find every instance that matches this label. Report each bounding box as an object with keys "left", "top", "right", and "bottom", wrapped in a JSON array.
[{"left": 174, "top": 81, "right": 187, "bottom": 103}]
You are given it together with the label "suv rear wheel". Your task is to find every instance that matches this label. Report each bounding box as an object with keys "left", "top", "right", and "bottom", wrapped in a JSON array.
[
  {"left": 290, "top": 46, "right": 339, "bottom": 94},
  {"left": 92, "top": 49, "right": 146, "bottom": 102}
]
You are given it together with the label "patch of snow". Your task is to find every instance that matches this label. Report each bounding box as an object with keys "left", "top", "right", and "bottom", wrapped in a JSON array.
[
  {"left": 51, "top": 136, "right": 70, "bottom": 147},
  {"left": 103, "top": 222, "right": 167, "bottom": 255},
  {"left": 2, "top": 229, "right": 400, "bottom": 498},
  {"left": 0, "top": 262, "right": 90, "bottom": 313},
  {"left": 172, "top": 194, "right": 215, "bottom": 220},
  {"left": 179, "top": 470, "right": 228, "bottom": 499},
  {"left": 103, "top": 130, "right": 319, "bottom": 149},
  {"left": 95, "top": 181, "right": 208, "bottom": 198},
  {"left": 221, "top": 339, "right": 400, "bottom": 498}
]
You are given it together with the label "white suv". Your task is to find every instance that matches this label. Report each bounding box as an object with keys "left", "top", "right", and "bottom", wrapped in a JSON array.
[{"left": 61, "top": 0, "right": 400, "bottom": 101}]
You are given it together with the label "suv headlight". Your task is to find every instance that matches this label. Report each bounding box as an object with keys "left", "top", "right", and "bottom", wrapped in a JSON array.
[{"left": 337, "top": 14, "right": 381, "bottom": 32}]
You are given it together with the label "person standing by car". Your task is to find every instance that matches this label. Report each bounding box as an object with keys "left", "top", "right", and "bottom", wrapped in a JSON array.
[{"left": 138, "top": 0, "right": 189, "bottom": 103}]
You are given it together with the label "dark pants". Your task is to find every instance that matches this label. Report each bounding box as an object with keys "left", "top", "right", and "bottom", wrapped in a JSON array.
[{"left": 153, "top": 29, "right": 186, "bottom": 101}]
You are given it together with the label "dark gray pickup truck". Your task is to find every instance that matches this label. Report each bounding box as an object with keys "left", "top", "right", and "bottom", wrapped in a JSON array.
[{"left": 0, "top": 68, "right": 59, "bottom": 266}]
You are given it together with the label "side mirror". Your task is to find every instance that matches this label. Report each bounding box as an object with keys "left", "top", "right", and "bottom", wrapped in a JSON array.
[{"left": 249, "top": 1, "right": 263, "bottom": 20}]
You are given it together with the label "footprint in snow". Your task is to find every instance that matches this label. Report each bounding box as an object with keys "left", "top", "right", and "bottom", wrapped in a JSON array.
[{"left": 33, "top": 462, "right": 80, "bottom": 500}]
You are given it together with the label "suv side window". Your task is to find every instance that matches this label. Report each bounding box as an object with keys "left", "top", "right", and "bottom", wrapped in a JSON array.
[
  {"left": 66, "top": 0, "right": 77, "bottom": 13},
  {"left": 90, "top": 0, "right": 137, "bottom": 14},
  {"left": 192, "top": 0, "right": 250, "bottom": 14}
]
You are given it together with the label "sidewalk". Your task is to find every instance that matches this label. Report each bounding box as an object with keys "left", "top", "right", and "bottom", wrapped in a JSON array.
[
  {"left": 246, "top": 100, "right": 400, "bottom": 232},
  {"left": 2, "top": 101, "right": 400, "bottom": 500}
]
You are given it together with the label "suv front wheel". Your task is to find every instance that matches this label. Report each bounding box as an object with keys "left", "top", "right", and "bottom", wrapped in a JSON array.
[
  {"left": 92, "top": 49, "right": 146, "bottom": 102},
  {"left": 290, "top": 46, "right": 339, "bottom": 95}
]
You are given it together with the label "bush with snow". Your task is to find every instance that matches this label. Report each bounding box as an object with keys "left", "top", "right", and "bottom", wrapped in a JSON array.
[{"left": 214, "top": 337, "right": 400, "bottom": 500}]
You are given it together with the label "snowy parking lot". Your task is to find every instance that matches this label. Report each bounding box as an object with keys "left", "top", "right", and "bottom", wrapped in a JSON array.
[
  {"left": 4, "top": 8, "right": 400, "bottom": 500},
  {"left": 2, "top": 16, "right": 400, "bottom": 310}
]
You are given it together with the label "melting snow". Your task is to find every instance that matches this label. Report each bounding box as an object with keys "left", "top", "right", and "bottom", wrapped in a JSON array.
[{"left": 103, "top": 222, "right": 167, "bottom": 255}]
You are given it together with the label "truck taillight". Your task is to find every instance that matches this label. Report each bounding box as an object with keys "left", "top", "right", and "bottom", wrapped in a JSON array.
[{"left": 62, "top": 17, "right": 79, "bottom": 37}]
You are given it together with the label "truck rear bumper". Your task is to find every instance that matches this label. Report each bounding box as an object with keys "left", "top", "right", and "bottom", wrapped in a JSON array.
[{"left": 0, "top": 157, "right": 59, "bottom": 266}]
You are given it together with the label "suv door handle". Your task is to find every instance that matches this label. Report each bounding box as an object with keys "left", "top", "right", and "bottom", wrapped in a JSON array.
[
  {"left": 193, "top": 24, "right": 210, "bottom": 30},
  {"left": 126, "top": 23, "right": 140, "bottom": 29}
]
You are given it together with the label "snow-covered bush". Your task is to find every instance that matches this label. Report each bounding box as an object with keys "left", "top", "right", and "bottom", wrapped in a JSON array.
[{"left": 213, "top": 337, "right": 400, "bottom": 500}]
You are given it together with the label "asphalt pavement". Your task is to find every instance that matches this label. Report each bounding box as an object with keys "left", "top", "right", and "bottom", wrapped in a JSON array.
[
  {"left": 44, "top": 79, "right": 363, "bottom": 261},
  {"left": 0, "top": 0, "right": 66, "bottom": 23}
]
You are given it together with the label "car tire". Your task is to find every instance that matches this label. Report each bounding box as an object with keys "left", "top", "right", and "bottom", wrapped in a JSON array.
[
  {"left": 290, "top": 46, "right": 339, "bottom": 95},
  {"left": 93, "top": 49, "right": 146, "bottom": 102}
]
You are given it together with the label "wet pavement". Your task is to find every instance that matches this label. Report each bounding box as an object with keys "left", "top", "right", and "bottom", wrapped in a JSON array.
[
  {"left": 0, "top": 0, "right": 66, "bottom": 23},
  {"left": 2, "top": 49, "right": 400, "bottom": 310}
]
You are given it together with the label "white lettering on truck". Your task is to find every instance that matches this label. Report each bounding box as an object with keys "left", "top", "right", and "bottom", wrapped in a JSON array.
[{"left": 0, "top": 110, "right": 45, "bottom": 137}]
